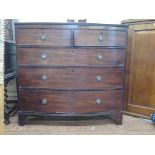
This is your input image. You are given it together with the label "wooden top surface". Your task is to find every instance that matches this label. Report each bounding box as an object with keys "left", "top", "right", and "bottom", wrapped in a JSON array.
[
  {"left": 121, "top": 19, "right": 155, "bottom": 25},
  {"left": 15, "top": 22, "right": 128, "bottom": 27}
]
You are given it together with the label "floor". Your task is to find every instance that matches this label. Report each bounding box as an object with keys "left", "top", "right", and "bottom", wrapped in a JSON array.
[
  {"left": 4, "top": 115, "right": 155, "bottom": 135},
  {"left": 3, "top": 80, "right": 155, "bottom": 135}
]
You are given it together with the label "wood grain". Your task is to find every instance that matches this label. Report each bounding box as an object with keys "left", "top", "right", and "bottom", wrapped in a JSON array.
[
  {"left": 124, "top": 21, "right": 155, "bottom": 116},
  {"left": 19, "top": 90, "right": 122, "bottom": 113},
  {"left": 74, "top": 29, "right": 126, "bottom": 46},
  {"left": 17, "top": 48, "right": 125, "bottom": 66},
  {"left": 16, "top": 29, "right": 72, "bottom": 46},
  {"left": 19, "top": 67, "right": 124, "bottom": 89},
  {"left": 15, "top": 23, "right": 127, "bottom": 125}
]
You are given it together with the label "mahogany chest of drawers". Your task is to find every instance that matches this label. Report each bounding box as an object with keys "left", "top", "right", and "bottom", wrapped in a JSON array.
[{"left": 15, "top": 22, "right": 128, "bottom": 125}]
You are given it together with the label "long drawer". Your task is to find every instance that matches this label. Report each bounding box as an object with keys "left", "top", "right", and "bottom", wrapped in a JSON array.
[
  {"left": 74, "top": 29, "right": 126, "bottom": 46},
  {"left": 17, "top": 48, "right": 125, "bottom": 66},
  {"left": 19, "top": 67, "right": 124, "bottom": 89},
  {"left": 19, "top": 90, "right": 122, "bottom": 113},
  {"left": 16, "top": 29, "right": 72, "bottom": 46}
]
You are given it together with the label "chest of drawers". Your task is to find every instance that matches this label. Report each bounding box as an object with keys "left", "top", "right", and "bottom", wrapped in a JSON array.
[{"left": 15, "top": 23, "right": 128, "bottom": 125}]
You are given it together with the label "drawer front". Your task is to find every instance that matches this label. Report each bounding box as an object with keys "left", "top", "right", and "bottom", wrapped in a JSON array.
[
  {"left": 74, "top": 29, "right": 126, "bottom": 46},
  {"left": 19, "top": 67, "right": 123, "bottom": 89},
  {"left": 16, "top": 29, "right": 72, "bottom": 46},
  {"left": 18, "top": 48, "right": 125, "bottom": 66},
  {"left": 19, "top": 90, "right": 122, "bottom": 113}
]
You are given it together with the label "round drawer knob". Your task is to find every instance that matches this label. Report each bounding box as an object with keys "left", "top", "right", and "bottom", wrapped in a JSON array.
[
  {"left": 41, "top": 98, "right": 48, "bottom": 105},
  {"left": 40, "top": 33, "right": 47, "bottom": 41},
  {"left": 97, "top": 54, "right": 103, "bottom": 61},
  {"left": 96, "top": 99, "right": 102, "bottom": 105},
  {"left": 96, "top": 75, "right": 102, "bottom": 81},
  {"left": 98, "top": 33, "right": 103, "bottom": 42},
  {"left": 41, "top": 53, "right": 47, "bottom": 60},
  {"left": 41, "top": 75, "right": 48, "bottom": 81}
]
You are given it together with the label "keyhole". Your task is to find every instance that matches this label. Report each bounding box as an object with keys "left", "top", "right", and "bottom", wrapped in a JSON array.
[{"left": 72, "top": 70, "right": 74, "bottom": 72}]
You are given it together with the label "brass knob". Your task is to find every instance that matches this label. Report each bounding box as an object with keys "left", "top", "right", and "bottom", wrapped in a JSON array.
[
  {"left": 96, "top": 99, "right": 102, "bottom": 104},
  {"left": 41, "top": 75, "right": 48, "bottom": 81},
  {"left": 41, "top": 98, "right": 48, "bottom": 105},
  {"left": 96, "top": 75, "right": 102, "bottom": 81},
  {"left": 40, "top": 33, "right": 47, "bottom": 41},
  {"left": 41, "top": 53, "right": 47, "bottom": 60},
  {"left": 97, "top": 54, "right": 103, "bottom": 61},
  {"left": 98, "top": 33, "right": 103, "bottom": 42}
]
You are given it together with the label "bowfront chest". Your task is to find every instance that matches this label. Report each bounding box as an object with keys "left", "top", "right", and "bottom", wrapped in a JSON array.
[{"left": 15, "top": 23, "right": 128, "bottom": 125}]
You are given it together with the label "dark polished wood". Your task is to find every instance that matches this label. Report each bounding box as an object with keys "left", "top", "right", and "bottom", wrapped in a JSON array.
[
  {"left": 5, "top": 41, "right": 16, "bottom": 74},
  {"left": 74, "top": 29, "right": 126, "bottom": 46},
  {"left": 18, "top": 67, "right": 123, "bottom": 89},
  {"left": 19, "top": 90, "right": 122, "bottom": 113},
  {"left": 17, "top": 48, "right": 125, "bottom": 66},
  {"left": 15, "top": 22, "right": 128, "bottom": 125},
  {"left": 15, "top": 22, "right": 128, "bottom": 30},
  {"left": 16, "top": 29, "right": 72, "bottom": 46},
  {"left": 4, "top": 41, "right": 18, "bottom": 125},
  {"left": 18, "top": 111, "right": 122, "bottom": 126}
]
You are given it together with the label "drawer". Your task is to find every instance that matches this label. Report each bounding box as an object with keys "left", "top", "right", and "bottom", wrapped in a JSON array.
[
  {"left": 74, "top": 29, "right": 126, "bottom": 46},
  {"left": 16, "top": 29, "right": 72, "bottom": 46},
  {"left": 19, "top": 67, "right": 123, "bottom": 89},
  {"left": 18, "top": 48, "right": 125, "bottom": 66},
  {"left": 19, "top": 90, "right": 122, "bottom": 113}
]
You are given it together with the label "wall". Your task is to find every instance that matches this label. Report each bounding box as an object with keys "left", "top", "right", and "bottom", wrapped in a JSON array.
[{"left": 15, "top": 0, "right": 155, "bottom": 24}]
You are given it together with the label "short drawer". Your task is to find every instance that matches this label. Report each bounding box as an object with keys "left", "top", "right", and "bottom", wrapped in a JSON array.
[
  {"left": 19, "top": 90, "right": 122, "bottom": 113},
  {"left": 19, "top": 67, "right": 123, "bottom": 89},
  {"left": 74, "top": 29, "right": 126, "bottom": 46},
  {"left": 17, "top": 48, "right": 125, "bottom": 66},
  {"left": 16, "top": 29, "right": 72, "bottom": 46}
]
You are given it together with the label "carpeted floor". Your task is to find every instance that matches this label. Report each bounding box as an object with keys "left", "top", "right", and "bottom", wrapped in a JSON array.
[{"left": 4, "top": 115, "right": 155, "bottom": 135}]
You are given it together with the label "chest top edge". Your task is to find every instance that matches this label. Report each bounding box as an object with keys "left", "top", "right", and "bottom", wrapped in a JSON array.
[{"left": 14, "top": 22, "right": 128, "bottom": 31}]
